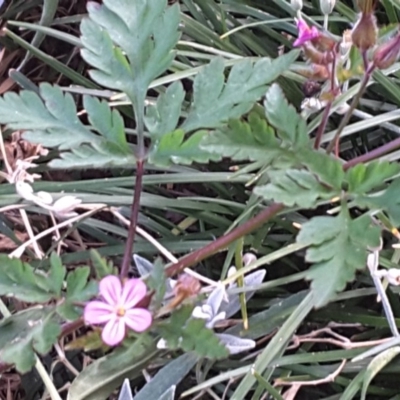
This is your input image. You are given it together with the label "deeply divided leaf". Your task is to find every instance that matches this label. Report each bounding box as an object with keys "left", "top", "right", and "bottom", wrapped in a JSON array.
[
  {"left": 297, "top": 212, "right": 381, "bottom": 307},
  {"left": 201, "top": 113, "right": 283, "bottom": 162},
  {"left": 182, "top": 51, "right": 298, "bottom": 132},
  {"left": 0, "top": 307, "right": 61, "bottom": 373},
  {"left": 355, "top": 178, "right": 400, "bottom": 226},
  {"left": 145, "top": 82, "right": 185, "bottom": 139},
  {"left": 158, "top": 305, "right": 229, "bottom": 359},
  {"left": 264, "top": 83, "right": 309, "bottom": 148},
  {"left": 82, "top": 0, "right": 180, "bottom": 100},
  {"left": 346, "top": 161, "right": 400, "bottom": 194},
  {"left": 255, "top": 169, "right": 338, "bottom": 208},
  {"left": 149, "top": 130, "right": 219, "bottom": 166},
  {"left": 0, "top": 255, "right": 64, "bottom": 303}
]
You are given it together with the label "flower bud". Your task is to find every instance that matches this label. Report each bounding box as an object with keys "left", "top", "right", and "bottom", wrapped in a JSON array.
[
  {"left": 243, "top": 253, "right": 257, "bottom": 267},
  {"left": 351, "top": 12, "right": 377, "bottom": 51},
  {"left": 290, "top": 0, "right": 303, "bottom": 12},
  {"left": 303, "top": 42, "right": 334, "bottom": 65},
  {"left": 320, "top": 0, "right": 335, "bottom": 15},
  {"left": 373, "top": 32, "right": 400, "bottom": 69}
]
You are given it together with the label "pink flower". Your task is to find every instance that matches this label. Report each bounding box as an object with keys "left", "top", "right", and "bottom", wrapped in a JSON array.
[
  {"left": 293, "top": 18, "right": 320, "bottom": 47},
  {"left": 84, "top": 275, "right": 152, "bottom": 346}
]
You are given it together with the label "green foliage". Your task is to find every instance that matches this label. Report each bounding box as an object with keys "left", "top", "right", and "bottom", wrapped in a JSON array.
[
  {"left": 254, "top": 169, "right": 337, "bottom": 208},
  {"left": 356, "top": 178, "right": 400, "bottom": 225},
  {"left": 158, "top": 305, "right": 229, "bottom": 359},
  {"left": 149, "top": 130, "right": 219, "bottom": 167},
  {"left": 201, "top": 113, "right": 283, "bottom": 162},
  {"left": 81, "top": 0, "right": 180, "bottom": 103},
  {"left": 0, "top": 83, "right": 136, "bottom": 168},
  {"left": 67, "top": 336, "right": 158, "bottom": 400},
  {"left": 346, "top": 161, "right": 400, "bottom": 193},
  {"left": 181, "top": 52, "right": 299, "bottom": 133},
  {"left": 0, "top": 254, "right": 64, "bottom": 302},
  {"left": 145, "top": 81, "right": 185, "bottom": 139},
  {"left": 297, "top": 212, "right": 381, "bottom": 307},
  {"left": 146, "top": 258, "right": 167, "bottom": 308},
  {"left": 0, "top": 84, "right": 96, "bottom": 149},
  {"left": 298, "top": 149, "right": 344, "bottom": 190},
  {"left": 361, "top": 346, "right": 400, "bottom": 400},
  {"left": 264, "top": 83, "right": 309, "bottom": 148},
  {"left": 90, "top": 249, "right": 115, "bottom": 279},
  {"left": 83, "top": 96, "right": 130, "bottom": 153},
  {"left": 0, "top": 307, "right": 61, "bottom": 373},
  {"left": 57, "top": 267, "right": 98, "bottom": 320}
]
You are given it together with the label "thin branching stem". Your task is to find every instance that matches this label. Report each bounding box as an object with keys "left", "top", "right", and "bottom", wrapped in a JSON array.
[{"left": 325, "top": 65, "right": 375, "bottom": 154}]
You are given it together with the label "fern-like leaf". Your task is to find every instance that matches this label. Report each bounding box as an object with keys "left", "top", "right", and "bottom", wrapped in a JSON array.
[
  {"left": 181, "top": 51, "right": 299, "bottom": 132},
  {"left": 81, "top": 0, "right": 180, "bottom": 101},
  {"left": 297, "top": 212, "right": 381, "bottom": 307},
  {"left": 158, "top": 305, "right": 229, "bottom": 359},
  {"left": 149, "top": 130, "right": 219, "bottom": 167},
  {"left": 255, "top": 169, "right": 338, "bottom": 208}
]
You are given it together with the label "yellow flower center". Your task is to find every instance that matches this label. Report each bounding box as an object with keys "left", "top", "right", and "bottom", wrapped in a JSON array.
[{"left": 116, "top": 307, "right": 126, "bottom": 317}]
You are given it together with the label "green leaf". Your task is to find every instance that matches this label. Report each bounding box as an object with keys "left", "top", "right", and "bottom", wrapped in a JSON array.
[
  {"left": 67, "top": 336, "right": 158, "bottom": 400},
  {"left": 0, "top": 84, "right": 97, "bottom": 150},
  {"left": 254, "top": 169, "right": 337, "bottom": 208},
  {"left": 90, "top": 249, "right": 115, "bottom": 279},
  {"left": 83, "top": 95, "right": 130, "bottom": 152},
  {"left": 158, "top": 305, "right": 229, "bottom": 359},
  {"left": 0, "top": 255, "right": 60, "bottom": 302},
  {"left": 361, "top": 346, "right": 400, "bottom": 400},
  {"left": 49, "top": 142, "right": 136, "bottom": 169},
  {"left": 81, "top": 0, "right": 180, "bottom": 100},
  {"left": 264, "top": 83, "right": 309, "bottom": 148},
  {"left": 145, "top": 81, "right": 185, "bottom": 139},
  {"left": 346, "top": 161, "right": 400, "bottom": 194},
  {"left": 182, "top": 51, "right": 298, "bottom": 132},
  {"left": 149, "top": 130, "right": 219, "bottom": 167},
  {"left": 0, "top": 307, "right": 61, "bottom": 373},
  {"left": 57, "top": 267, "right": 98, "bottom": 320},
  {"left": 47, "top": 253, "right": 66, "bottom": 297},
  {"left": 146, "top": 258, "right": 167, "bottom": 308},
  {"left": 201, "top": 113, "right": 283, "bottom": 162},
  {"left": 299, "top": 149, "right": 345, "bottom": 190},
  {"left": 356, "top": 178, "right": 400, "bottom": 225},
  {"left": 297, "top": 212, "right": 381, "bottom": 307}
]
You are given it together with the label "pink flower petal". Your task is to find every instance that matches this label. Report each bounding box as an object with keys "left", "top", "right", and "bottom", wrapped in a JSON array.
[
  {"left": 84, "top": 301, "right": 114, "bottom": 325},
  {"left": 123, "top": 308, "right": 152, "bottom": 332},
  {"left": 99, "top": 275, "right": 122, "bottom": 306},
  {"left": 120, "top": 278, "right": 147, "bottom": 309},
  {"left": 293, "top": 18, "right": 319, "bottom": 47},
  {"left": 102, "top": 317, "right": 126, "bottom": 346}
]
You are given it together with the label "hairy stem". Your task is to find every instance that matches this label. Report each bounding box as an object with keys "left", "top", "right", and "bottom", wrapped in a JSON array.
[
  {"left": 325, "top": 65, "right": 374, "bottom": 154},
  {"left": 120, "top": 159, "right": 145, "bottom": 279}
]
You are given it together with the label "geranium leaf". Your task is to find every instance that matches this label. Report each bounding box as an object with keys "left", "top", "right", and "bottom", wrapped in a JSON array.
[
  {"left": 297, "top": 211, "right": 381, "bottom": 307},
  {"left": 0, "top": 307, "right": 60, "bottom": 373},
  {"left": 182, "top": 51, "right": 298, "bottom": 132}
]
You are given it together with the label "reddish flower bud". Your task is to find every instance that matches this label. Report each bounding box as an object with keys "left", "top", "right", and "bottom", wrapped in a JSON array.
[
  {"left": 373, "top": 32, "right": 400, "bottom": 69},
  {"left": 351, "top": 12, "right": 378, "bottom": 51},
  {"left": 303, "top": 42, "right": 334, "bottom": 65}
]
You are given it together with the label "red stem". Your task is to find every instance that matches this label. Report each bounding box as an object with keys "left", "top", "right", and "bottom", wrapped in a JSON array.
[
  {"left": 120, "top": 159, "right": 144, "bottom": 278},
  {"left": 165, "top": 202, "right": 284, "bottom": 277}
]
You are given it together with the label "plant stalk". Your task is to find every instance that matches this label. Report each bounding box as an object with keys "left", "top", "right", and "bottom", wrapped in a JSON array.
[
  {"left": 165, "top": 202, "right": 284, "bottom": 277},
  {"left": 120, "top": 159, "right": 145, "bottom": 279},
  {"left": 325, "top": 65, "right": 374, "bottom": 154}
]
